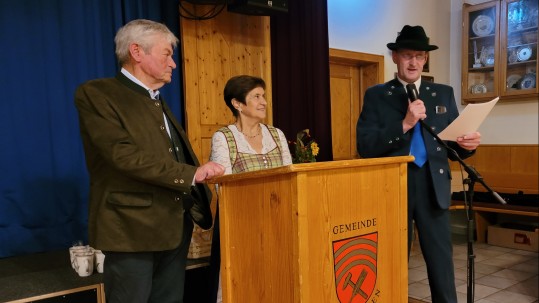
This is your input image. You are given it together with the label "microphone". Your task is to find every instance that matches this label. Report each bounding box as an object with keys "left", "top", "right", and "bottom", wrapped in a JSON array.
[
  {"left": 406, "top": 83, "right": 419, "bottom": 101},
  {"left": 406, "top": 83, "right": 428, "bottom": 131},
  {"left": 405, "top": 82, "right": 428, "bottom": 133}
]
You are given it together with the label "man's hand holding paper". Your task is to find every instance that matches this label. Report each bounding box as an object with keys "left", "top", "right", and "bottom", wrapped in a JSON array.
[
  {"left": 456, "top": 131, "right": 481, "bottom": 150},
  {"left": 438, "top": 97, "right": 499, "bottom": 143}
]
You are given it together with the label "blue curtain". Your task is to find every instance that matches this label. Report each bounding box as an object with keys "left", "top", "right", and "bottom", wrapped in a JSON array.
[{"left": 0, "top": 0, "right": 183, "bottom": 258}]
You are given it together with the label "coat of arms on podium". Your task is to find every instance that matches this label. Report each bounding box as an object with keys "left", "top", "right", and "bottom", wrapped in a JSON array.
[{"left": 333, "top": 232, "right": 378, "bottom": 303}]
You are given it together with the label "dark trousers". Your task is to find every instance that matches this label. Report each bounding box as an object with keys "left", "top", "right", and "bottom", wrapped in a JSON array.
[
  {"left": 103, "top": 217, "right": 194, "bottom": 303},
  {"left": 208, "top": 203, "right": 221, "bottom": 303},
  {"left": 408, "top": 163, "right": 457, "bottom": 303}
]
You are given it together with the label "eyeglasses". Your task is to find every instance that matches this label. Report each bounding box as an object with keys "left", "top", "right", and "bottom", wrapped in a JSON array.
[{"left": 399, "top": 52, "right": 427, "bottom": 61}]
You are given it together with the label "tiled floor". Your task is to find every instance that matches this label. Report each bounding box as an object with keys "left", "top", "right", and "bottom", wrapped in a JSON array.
[{"left": 408, "top": 233, "right": 538, "bottom": 303}]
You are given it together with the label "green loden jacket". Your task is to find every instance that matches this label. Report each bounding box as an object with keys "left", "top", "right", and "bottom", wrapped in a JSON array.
[{"left": 74, "top": 72, "right": 212, "bottom": 252}]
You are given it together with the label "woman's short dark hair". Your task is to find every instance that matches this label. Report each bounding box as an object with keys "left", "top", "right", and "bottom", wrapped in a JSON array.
[{"left": 224, "top": 75, "right": 266, "bottom": 117}]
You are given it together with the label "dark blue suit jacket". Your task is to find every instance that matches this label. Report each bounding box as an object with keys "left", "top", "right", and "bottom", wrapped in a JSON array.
[{"left": 356, "top": 78, "right": 474, "bottom": 209}]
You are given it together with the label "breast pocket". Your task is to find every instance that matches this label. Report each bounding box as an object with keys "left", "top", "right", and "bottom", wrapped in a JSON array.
[
  {"left": 435, "top": 105, "right": 447, "bottom": 114},
  {"left": 107, "top": 192, "right": 153, "bottom": 207}
]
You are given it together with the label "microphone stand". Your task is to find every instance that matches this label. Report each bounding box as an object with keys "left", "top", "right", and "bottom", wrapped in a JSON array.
[{"left": 418, "top": 120, "right": 506, "bottom": 303}]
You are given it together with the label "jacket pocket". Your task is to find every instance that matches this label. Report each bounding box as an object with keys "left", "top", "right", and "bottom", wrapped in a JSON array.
[{"left": 107, "top": 192, "right": 153, "bottom": 207}]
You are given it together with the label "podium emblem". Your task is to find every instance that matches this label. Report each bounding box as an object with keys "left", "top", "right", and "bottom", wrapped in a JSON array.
[{"left": 333, "top": 232, "right": 378, "bottom": 303}]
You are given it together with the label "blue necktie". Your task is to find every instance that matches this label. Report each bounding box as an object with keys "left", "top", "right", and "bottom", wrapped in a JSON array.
[{"left": 410, "top": 123, "right": 427, "bottom": 167}]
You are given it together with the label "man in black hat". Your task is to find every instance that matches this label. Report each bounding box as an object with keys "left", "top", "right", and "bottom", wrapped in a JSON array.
[{"left": 356, "top": 25, "right": 481, "bottom": 303}]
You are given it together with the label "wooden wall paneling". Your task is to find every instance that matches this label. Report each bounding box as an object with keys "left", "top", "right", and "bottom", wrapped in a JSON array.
[
  {"left": 510, "top": 145, "right": 538, "bottom": 174},
  {"left": 474, "top": 145, "right": 511, "bottom": 172},
  {"left": 449, "top": 145, "right": 539, "bottom": 194},
  {"left": 180, "top": 5, "right": 272, "bottom": 162}
]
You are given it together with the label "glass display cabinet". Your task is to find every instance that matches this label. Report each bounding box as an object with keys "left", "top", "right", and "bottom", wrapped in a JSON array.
[{"left": 462, "top": 0, "right": 538, "bottom": 103}]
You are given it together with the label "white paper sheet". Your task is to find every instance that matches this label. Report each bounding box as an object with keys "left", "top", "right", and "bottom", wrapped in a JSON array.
[{"left": 438, "top": 97, "right": 499, "bottom": 141}]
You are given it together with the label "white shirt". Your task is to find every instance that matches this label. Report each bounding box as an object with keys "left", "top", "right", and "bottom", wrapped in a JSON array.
[{"left": 210, "top": 124, "right": 293, "bottom": 175}]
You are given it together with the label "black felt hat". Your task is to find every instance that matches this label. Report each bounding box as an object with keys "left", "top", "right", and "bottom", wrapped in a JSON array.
[{"left": 387, "top": 25, "right": 438, "bottom": 51}]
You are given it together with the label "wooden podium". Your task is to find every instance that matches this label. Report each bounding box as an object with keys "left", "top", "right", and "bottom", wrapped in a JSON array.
[{"left": 213, "top": 157, "right": 412, "bottom": 303}]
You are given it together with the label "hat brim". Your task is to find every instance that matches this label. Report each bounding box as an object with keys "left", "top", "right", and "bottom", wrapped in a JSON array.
[{"left": 387, "top": 40, "right": 438, "bottom": 51}]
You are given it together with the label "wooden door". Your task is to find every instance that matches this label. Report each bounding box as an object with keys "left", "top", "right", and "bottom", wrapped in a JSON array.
[{"left": 329, "top": 49, "right": 384, "bottom": 160}]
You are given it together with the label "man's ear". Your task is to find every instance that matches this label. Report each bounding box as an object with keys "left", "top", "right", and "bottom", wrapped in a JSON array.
[
  {"left": 129, "top": 43, "right": 143, "bottom": 63},
  {"left": 391, "top": 51, "right": 399, "bottom": 64}
]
